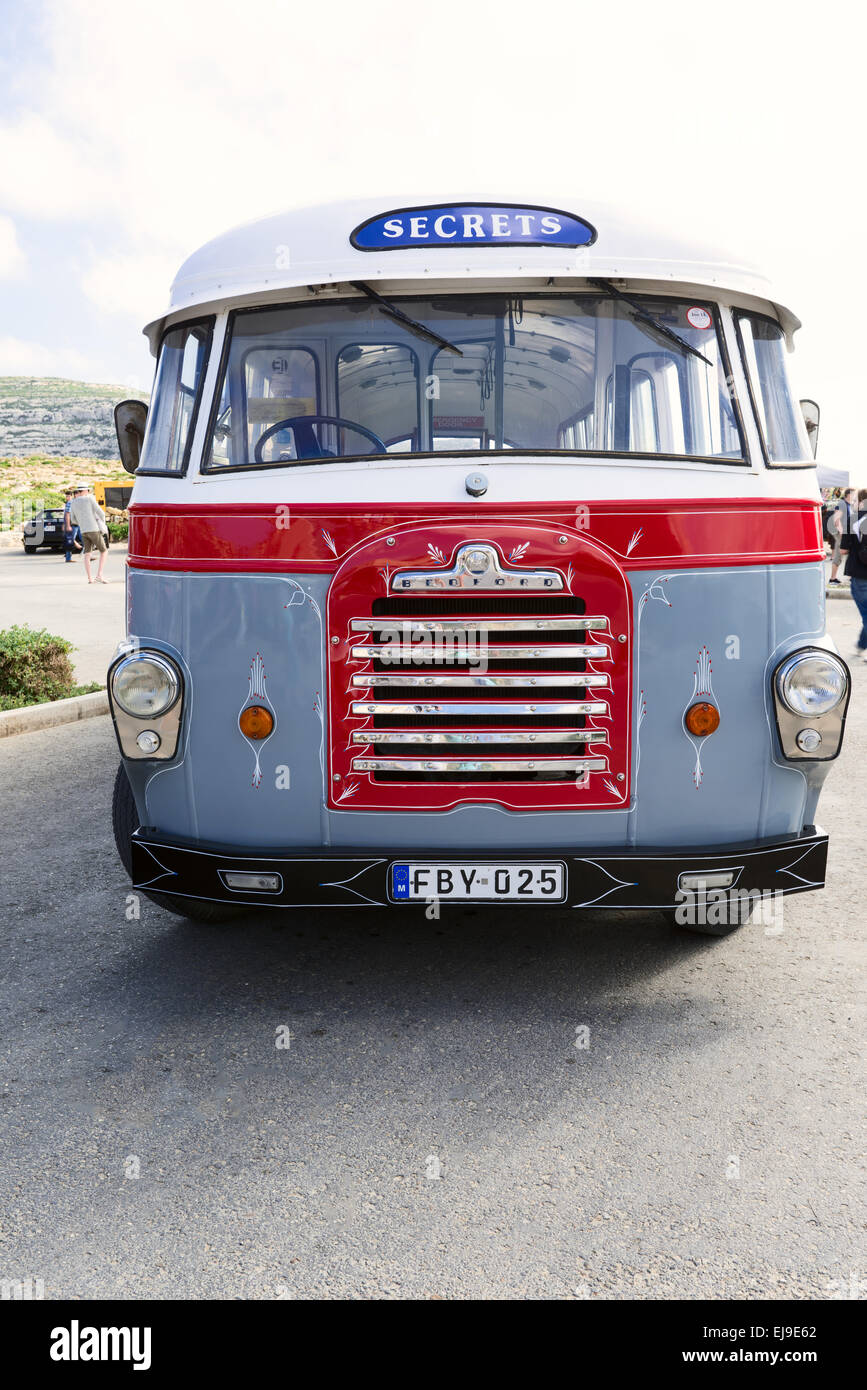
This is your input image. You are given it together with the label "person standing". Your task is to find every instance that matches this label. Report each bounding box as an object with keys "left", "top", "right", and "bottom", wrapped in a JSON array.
[
  {"left": 68, "top": 486, "right": 109, "bottom": 583},
  {"left": 841, "top": 499, "right": 867, "bottom": 662},
  {"left": 829, "top": 487, "right": 856, "bottom": 585},
  {"left": 62, "top": 489, "right": 80, "bottom": 562}
]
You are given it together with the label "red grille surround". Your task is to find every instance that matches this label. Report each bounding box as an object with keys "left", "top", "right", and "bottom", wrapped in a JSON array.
[{"left": 327, "top": 523, "right": 632, "bottom": 812}]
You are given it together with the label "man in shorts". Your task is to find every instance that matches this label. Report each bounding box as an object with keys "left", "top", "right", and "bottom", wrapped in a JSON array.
[
  {"left": 68, "top": 487, "right": 109, "bottom": 583},
  {"left": 829, "top": 488, "right": 856, "bottom": 585}
]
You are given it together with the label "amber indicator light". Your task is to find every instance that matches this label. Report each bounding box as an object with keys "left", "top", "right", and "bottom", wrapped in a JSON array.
[
  {"left": 684, "top": 701, "right": 720, "bottom": 737},
  {"left": 239, "top": 705, "right": 274, "bottom": 739}
]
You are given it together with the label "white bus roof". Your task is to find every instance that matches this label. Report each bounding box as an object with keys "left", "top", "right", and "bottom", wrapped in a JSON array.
[{"left": 145, "top": 195, "right": 799, "bottom": 349}]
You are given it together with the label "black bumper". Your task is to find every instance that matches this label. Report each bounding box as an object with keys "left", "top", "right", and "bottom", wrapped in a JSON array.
[{"left": 130, "top": 826, "right": 829, "bottom": 910}]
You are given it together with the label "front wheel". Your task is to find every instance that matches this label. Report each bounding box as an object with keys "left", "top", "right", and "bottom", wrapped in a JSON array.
[{"left": 111, "top": 764, "right": 240, "bottom": 923}]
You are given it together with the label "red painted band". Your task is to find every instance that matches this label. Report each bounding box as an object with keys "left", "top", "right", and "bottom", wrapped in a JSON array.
[{"left": 127, "top": 498, "right": 823, "bottom": 573}]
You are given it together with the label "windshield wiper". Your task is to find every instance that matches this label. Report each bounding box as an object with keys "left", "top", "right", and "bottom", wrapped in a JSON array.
[
  {"left": 350, "top": 281, "right": 464, "bottom": 356},
  {"left": 590, "top": 278, "right": 713, "bottom": 367}
]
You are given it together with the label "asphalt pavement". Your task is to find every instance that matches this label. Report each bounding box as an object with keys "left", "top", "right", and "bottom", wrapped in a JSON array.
[
  {"left": 0, "top": 600, "right": 864, "bottom": 1300},
  {"left": 0, "top": 540, "right": 127, "bottom": 684}
]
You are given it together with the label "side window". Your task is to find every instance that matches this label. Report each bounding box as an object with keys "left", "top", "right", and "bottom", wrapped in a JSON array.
[
  {"left": 628, "top": 355, "right": 686, "bottom": 454},
  {"left": 737, "top": 313, "right": 813, "bottom": 463},
  {"left": 139, "top": 321, "right": 212, "bottom": 473},
  {"left": 558, "top": 400, "right": 596, "bottom": 451},
  {"left": 628, "top": 369, "right": 658, "bottom": 452},
  {"left": 210, "top": 347, "right": 319, "bottom": 467},
  {"left": 604, "top": 349, "right": 739, "bottom": 457},
  {"left": 336, "top": 343, "right": 420, "bottom": 452},
  {"left": 428, "top": 338, "right": 499, "bottom": 450},
  {"left": 242, "top": 348, "right": 318, "bottom": 463},
  {"left": 602, "top": 305, "right": 742, "bottom": 459}
]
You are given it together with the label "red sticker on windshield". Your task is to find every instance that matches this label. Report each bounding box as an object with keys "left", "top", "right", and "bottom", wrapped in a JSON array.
[{"left": 686, "top": 306, "right": 712, "bottom": 330}]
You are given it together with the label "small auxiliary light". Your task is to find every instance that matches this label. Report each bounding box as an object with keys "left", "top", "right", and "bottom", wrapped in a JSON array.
[
  {"left": 684, "top": 702, "right": 720, "bottom": 737},
  {"left": 239, "top": 705, "right": 274, "bottom": 739},
  {"left": 221, "top": 872, "right": 281, "bottom": 893},
  {"left": 796, "top": 728, "right": 822, "bottom": 752},
  {"left": 678, "top": 870, "right": 736, "bottom": 892},
  {"left": 136, "top": 730, "right": 161, "bottom": 753}
]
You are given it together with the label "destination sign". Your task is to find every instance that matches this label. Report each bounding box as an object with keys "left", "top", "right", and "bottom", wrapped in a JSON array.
[{"left": 350, "top": 204, "right": 597, "bottom": 251}]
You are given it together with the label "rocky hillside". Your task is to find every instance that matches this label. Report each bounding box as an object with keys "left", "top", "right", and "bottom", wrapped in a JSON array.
[{"left": 0, "top": 377, "right": 149, "bottom": 460}]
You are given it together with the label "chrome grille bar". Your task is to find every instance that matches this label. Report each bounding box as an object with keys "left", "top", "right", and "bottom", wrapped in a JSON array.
[
  {"left": 351, "top": 673, "right": 609, "bottom": 689},
  {"left": 351, "top": 700, "right": 608, "bottom": 717},
  {"left": 351, "top": 728, "right": 608, "bottom": 745},
  {"left": 350, "top": 643, "right": 608, "bottom": 661},
  {"left": 349, "top": 617, "right": 609, "bottom": 633},
  {"left": 352, "top": 756, "right": 608, "bottom": 774}
]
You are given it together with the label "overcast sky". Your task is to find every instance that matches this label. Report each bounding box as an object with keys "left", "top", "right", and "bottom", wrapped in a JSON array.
[{"left": 0, "top": 0, "right": 863, "bottom": 475}]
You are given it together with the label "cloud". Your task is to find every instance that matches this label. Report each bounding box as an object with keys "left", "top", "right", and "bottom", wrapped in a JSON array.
[
  {"left": 6, "top": 0, "right": 753, "bottom": 257},
  {"left": 0, "top": 0, "right": 863, "bottom": 463},
  {"left": 0, "top": 113, "right": 106, "bottom": 222},
  {"left": 0, "top": 334, "right": 99, "bottom": 378},
  {"left": 81, "top": 250, "right": 180, "bottom": 321},
  {"left": 2, "top": 0, "right": 860, "bottom": 270},
  {"left": 0, "top": 215, "right": 26, "bottom": 278}
]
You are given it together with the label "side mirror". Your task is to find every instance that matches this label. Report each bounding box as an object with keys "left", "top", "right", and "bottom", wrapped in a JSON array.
[
  {"left": 114, "top": 399, "right": 148, "bottom": 474},
  {"left": 800, "top": 399, "right": 820, "bottom": 459}
]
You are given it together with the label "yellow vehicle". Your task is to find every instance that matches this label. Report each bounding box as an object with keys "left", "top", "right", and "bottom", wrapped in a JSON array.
[{"left": 93, "top": 480, "right": 134, "bottom": 512}]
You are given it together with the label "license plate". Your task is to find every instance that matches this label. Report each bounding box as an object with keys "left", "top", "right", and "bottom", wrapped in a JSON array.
[
  {"left": 390, "top": 861, "right": 566, "bottom": 902},
  {"left": 43, "top": 524, "right": 56, "bottom": 532}
]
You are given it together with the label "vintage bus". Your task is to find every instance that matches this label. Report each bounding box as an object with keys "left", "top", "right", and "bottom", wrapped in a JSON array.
[{"left": 109, "top": 198, "right": 850, "bottom": 934}]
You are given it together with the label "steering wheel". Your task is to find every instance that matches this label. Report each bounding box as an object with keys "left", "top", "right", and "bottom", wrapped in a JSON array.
[{"left": 253, "top": 414, "right": 388, "bottom": 462}]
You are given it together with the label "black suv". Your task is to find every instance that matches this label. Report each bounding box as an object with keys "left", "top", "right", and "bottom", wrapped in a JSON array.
[{"left": 22, "top": 508, "right": 78, "bottom": 555}]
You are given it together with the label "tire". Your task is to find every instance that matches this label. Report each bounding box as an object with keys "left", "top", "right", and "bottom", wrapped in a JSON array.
[
  {"left": 112, "top": 764, "right": 240, "bottom": 923},
  {"left": 23, "top": 545, "right": 38, "bottom": 554}
]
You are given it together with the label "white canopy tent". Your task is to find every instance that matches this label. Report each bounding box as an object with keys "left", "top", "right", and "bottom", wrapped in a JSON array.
[{"left": 817, "top": 466, "right": 850, "bottom": 489}]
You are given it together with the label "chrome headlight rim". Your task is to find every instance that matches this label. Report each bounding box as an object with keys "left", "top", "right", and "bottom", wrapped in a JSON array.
[
  {"left": 111, "top": 651, "right": 181, "bottom": 720},
  {"left": 775, "top": 649, "right": 849, "bottom": 718}
]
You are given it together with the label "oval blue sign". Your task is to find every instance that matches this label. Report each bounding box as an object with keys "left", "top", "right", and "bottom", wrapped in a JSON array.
[{"left": 350, "top": 203, "right": 597, "bottom": 252}]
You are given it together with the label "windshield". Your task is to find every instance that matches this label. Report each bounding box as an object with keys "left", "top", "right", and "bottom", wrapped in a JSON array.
[{"left": 205, "top": 294, "right": 744, "bottom": 468}]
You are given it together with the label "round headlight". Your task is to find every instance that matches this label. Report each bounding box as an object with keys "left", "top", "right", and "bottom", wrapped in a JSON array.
[
  {"left": 776, "top": 651, "right": 848, "bottom": 717},
  {"left": 112, "top": 653, "right": 179, "bottom": 718}
]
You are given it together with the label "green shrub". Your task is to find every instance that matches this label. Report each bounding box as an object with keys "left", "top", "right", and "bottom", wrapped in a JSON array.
[
  {"left": 0, "top": 680, "right": 101, "bottom": 711},
  {"left": 0, "top": 624, "right": 77, "bottom": 705},
  {"left": 107, "top": 520, "right": 129, "bottom": 541}
]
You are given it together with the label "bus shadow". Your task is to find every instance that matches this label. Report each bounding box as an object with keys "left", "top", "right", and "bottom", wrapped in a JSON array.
[
  {"left": 48, "top": 894, "right": 748, "bottom": 1157},
  {"left": 107, "top": 897, "right": 730, "bottom": 1057}
]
